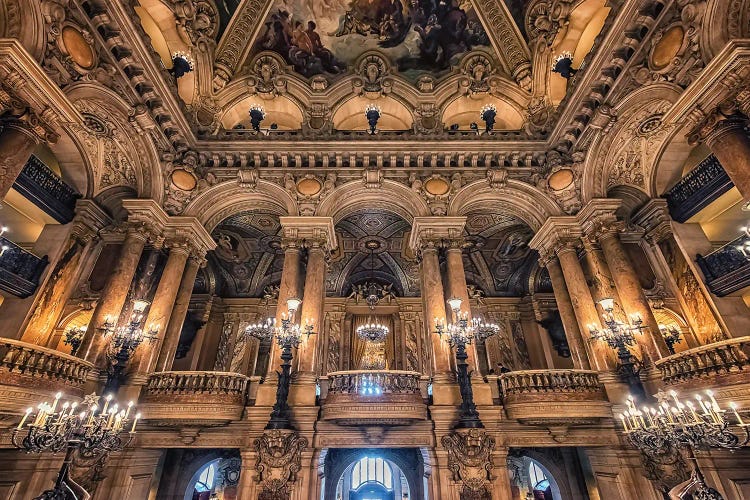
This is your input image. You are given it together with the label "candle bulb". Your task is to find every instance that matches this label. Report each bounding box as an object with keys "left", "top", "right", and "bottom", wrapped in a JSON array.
[
  {"left": 102, "top": 394, "right": 112, "bottom": 414},
  {"left": 730, "top": 402, "right": 745, "bottom": 426},
  {"left": 130, "top": 413, "right": 141, "bottom": 433},
  {"left": 707, "top": 390, "right": 719, "bottom": 408},
  {"left": 51, "top": 392, "right": 62, "bottom": 412},
  {"left": 125, "top": 401, "right": 134, "bottom": 419},
  {"left": 17, "top": 408, "right": 32, "bottom": 429}
]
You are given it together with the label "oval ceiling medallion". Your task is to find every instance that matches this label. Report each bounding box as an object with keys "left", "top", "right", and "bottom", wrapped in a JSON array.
[
  {"left": 650, "top": 25, "right": 685, "bottom": 71},
  {"left": 171, "top": 169, "right": 197, "bottom": 191},
  {"left": 424, "top": 178, "right": 450, "bottom": 196},
  {"left": 547, "top": 169, "right": 575, "bottom": 191},
  {"left": 61, "top": 27, "right": 95, "bottom": 69},
  {"left": 297, "top": 178, "right": 322, "bottom": 196}
]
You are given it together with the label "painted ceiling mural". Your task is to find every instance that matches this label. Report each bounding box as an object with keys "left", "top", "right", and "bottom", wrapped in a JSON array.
[
  {"left": 461, "top": 212, "right": 538, "bottom": 297},
  {"left": 328, "top": 209, "right": 420, "bottom": 297},
  {"left": 207, "top": 211, "right": 285, "bottom": 298},
  {"left": 249, "top": 0, "right": 492, "bottom": 79}
]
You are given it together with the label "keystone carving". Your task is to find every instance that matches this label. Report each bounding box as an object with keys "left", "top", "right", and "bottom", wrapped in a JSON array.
[
  {"left": 254, "top": 430, "right": 308, "bottom": 498},
  {"left": 442, "top": 429, "right": 496, "bottom": 497}
]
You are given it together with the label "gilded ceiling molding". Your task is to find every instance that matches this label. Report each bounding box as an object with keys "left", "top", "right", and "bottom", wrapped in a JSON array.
[
  {"left": 448, "top": 178, "right": 562, "bottom": 231},
  {"left": 182, "top": 179, "right": 299, "bottom": 232}
]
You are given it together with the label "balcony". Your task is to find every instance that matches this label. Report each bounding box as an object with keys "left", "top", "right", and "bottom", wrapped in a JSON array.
[
  {"left": 0, "top": 339, "right": 93, "bottom": 422},
  {"left": 696, "top": 235, "right": 750, "bottom": 296},
  {"left": 13, "top": 155, "right": 80, "bottom": 224},
  {"left": 319, "top": 370, "right": 428, "bottom": 426},
  {"left": 0, "top": 237, "right": 48, "bottom": 298},
  {"left": 499, "top": 370, "right": 611, "bottom": 425},
  {"left": 139, "top": 371, "right": 251, "bottom": 426},
  {"left": 664, "top": 154, "right": 733, "bottom": 223},
  {"left": 656, "top": 337, "right": 750, "bottom": 386}
]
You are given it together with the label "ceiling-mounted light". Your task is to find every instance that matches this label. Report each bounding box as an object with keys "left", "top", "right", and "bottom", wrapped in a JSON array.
[
  {"left": 552, "top": 51, "right": 577, "bottom": 79},
  {"left": 249, "top": 104, "right": 266, "bottom": 132},
  {"left": 479, "top": 104, "right": 497, "bottom": 133},
  {"left": 170, "top": 51, "right": 195, "bottom": 78},
  {"left": 365, "top": 104, "right": 381, "bottom": 135}
]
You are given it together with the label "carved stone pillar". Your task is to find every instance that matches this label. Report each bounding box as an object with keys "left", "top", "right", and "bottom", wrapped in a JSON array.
[
  {"left": 530, "top": 219, "right": 608, "bottom": 371},
  {"left": 543, "top": 255, "right": 591, "bottom": 370},
  {"left": 0, "top": 118, "right": 46, "bottom": 200},
  {"left": 579, "top": 200, "right": 671, "bottom": 361},
  {"left": 267, "top": 236, "right": 303, "bottom": 376},
  {"left": 690, "top": 109, "right": 750, "bottom": 201},
  {"left": 155, "top": 254, "right": 205, "bottom": 372},
  {"left": 409, "top": 217, "right": 465, "bottom": 379},
  {"left": 279, "top": 217, "right": 337, "bottom": 378},
  {"left": 79, "top": 200, "right": 168, "bottom": 364}
]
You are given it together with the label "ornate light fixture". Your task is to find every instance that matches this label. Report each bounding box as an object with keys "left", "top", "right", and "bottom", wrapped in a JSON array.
[
  {"left": 619, "top": 390, "right": 749, "bottom": 500},
  {"left": 245, "top": 297, "right": 315, "bottom": 430},
  {"left": 170, "top": 51, "right": 194, "bottom": 78},
  {"left": 63, "top": 325, "right": 87, "bottom": 356},
  {"left": 365, "top": 103, "right": 381, "bottom": 134},
  {"left": 659, "top": 324, "right": 683, "bottom": 355},
  {"left": 13, "top": 392, "right": 140, "bottom": 499},
  {"left": 249, "top": 104, "right": 266, "bottom": 132},
  {"left": 356, "top": 320, "right": 389, "bottom": 343},
  {"left": 588, "top": 298, "right": 647, "bottom": 401},
  {"left": 552, "top": 51, "right": 577, "bottom": 79},
  {"left": 245, "top": 317, "right": 276, "bottom": 339},
  {"left": 479, "top": 104, "right": 497, "bottom": 133},
  {"left": 101, "top": 299, "right": 159, "bottom": 394},
  {"left": 435, "top": 297, "right": 498, "bottom": 429}
]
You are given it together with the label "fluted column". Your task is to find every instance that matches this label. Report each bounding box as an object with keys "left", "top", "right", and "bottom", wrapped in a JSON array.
[
  {"left": 79, "top": 200, "right": 168, "bottom": 364},
  {"left": 155, "top": 254, "right": 204, "bottom": 372},
  {"left": 0, "top": 118, "right": 45, "bottom": 200},
  {"left": 267, "top": 238, "right": 303, "bottom": 376},
  {"left": 690, "top": 110, "right": 750, "bottom": 200},
  {"left": 543, "top": 255, "right": 590, "bottom": 369}
]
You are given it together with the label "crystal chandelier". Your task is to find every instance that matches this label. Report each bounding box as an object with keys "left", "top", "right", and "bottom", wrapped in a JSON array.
[
  {"left": 435, "top": 297, "right": 499, "bottom": 346},
  {"left": 245, "top": 317, "right": 276, "bottom": 339},
  {"left": 244, "top": 297, "right": 314, "bottom": 347},
  {"left": 356, "top": 319, "right": 389, "bottom": 343}
]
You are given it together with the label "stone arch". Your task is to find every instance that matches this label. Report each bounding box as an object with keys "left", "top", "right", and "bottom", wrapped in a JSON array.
[
  {"left": 515, "top": 449, "right": 569, "bottom": 500},
  {"left": 448, "top": 180, "right": 562, "bottom": 231},
  {"left": 582, "top": 83, "right": 683, "bottom": 202},
  {"left": 702, "top": 0, "right": 750, "bottom": 61},
  {"left": 0, "top": 0, "right": 45, "bottom": 61},
  {"left": 63, "top": 82, "right": 163, "bottom": 203},
  {"left": 316, "top": 180, "right": 431, "bottom": 223},
  {"left": 183, "top": 181, "right": 298, "bottom": 233}
]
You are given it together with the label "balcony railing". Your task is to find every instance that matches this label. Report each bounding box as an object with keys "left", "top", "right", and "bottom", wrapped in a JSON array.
[
  {"left": 319, "top": 370, "right": 428, "bottom": 425},
  {"left": 13, "top": 155, "right": 80, "bottom": 224},
  {"left": 140, "top": 371, "right": 251, "bottom": 424},
  {"left": 664, "top": 154, "right": 733, "bottom": 223},
  {"left": 499, "top": 370, "right": 611, "bottom": 425},
  {"left": 696, "top": 235, "right": 750, "bottom": 296},
  {"left": 656, "top": 337, "right": 750, "bottom": 385},
  {"left": 0, "top": 237, "right": 48, "bottom": 298}
]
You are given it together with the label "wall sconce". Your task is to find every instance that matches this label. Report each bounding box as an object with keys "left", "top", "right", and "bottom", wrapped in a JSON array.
[
  {"left": 365, "top": 104, "right": 381, "bottom": 135},
  {"left": 552, "top": 51, "right": 577, "bottom": 79},
  {"left": 170, "top": 51, "right": 194, "bottom": 78}
]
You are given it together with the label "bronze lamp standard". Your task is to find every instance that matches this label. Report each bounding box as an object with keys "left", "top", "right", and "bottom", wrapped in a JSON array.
[
  {"left": 245, "top": 297, "right": 315, "bottom": 430},
  {"left": 435, "top": 297, "right": 500, "bottom": 429},
  {"left": 13, "top": 392, "right": 140, "bottom": 500}
]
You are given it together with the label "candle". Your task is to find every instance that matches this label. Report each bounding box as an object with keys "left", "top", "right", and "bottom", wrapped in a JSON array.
[
  {"left": 130, "top": 413, "right": 141, "bottom": 433},
  {"left": 619, "top": 414, "right": 630, "bottom": 432},
  {"left": 669, "top": 390, "right": 679, "bottom": 406},
  {"left": 102, "top": 394, "right": 112, "bottom": 414},
  {"left": 50, "top": 392, "right": 62, "bottom": 412},
  {"left": 706, "top": 390, "right": 719, "bottom": 408},
  {"left": 17, "top": 408, "right": 32, "bottom": 429},
  {"left": 686, "top": 401, "right": 700, "bottom": 423},
  {"left": 125, "top": 401, "right": 133, "bottom": 419},
  {"left": 730, "top": 402, "right": 745, "bottom": 426}
]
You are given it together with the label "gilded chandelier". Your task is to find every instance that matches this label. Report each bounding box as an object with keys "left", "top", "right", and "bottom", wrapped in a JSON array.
[{"left": 356, "top": 320, "right": 389, "bottom": 343}]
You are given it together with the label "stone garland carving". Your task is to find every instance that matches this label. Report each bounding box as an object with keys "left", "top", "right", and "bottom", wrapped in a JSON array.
[
  {"left": 442, "top": 429, "right": 496, "bottom": 497},
  {"left": 403, "top": 315, "right": 419, "bottom": 372},
  {"left": 511, "top": 321, "right": 531, "bottom": 370},
  {"left": 326, "top": 312, "right": 341, "bottom": 373},
  {"left": 254, "top": 430, "right": 308, "bottom": 498},
  {"left": 172, "top": 0, "right": 219, "bottom": 47},
  {"left": 213, "top": 321, "right": 233, "bottom": 371}
]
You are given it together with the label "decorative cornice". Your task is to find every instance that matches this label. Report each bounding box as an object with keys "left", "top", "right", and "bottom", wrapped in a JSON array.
[
  {"left": 408, "top": 217, "right": 467, "bottom": 252},
  {"left": 528, "top": 216, "right": 583, "bottom": 261},
  {"left": 576, "top": 198, "right": 622, "bottom": 238},
  {"left": 164, "top": 216, "right": 217, "bottom": 257},
  {"left": 279, "top": 216, "right": 337, "bottom": 251}
]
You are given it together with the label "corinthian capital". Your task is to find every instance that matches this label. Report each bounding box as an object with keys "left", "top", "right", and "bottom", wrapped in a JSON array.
[
  {"left": 577, "top": 198, "right": 623, "bottom": 242},
  {"left": 528, "top": 216, "right": 583, "bottom": 259},
  {"left": 408, "top": 216, "right": 467, "bottom": 256},
  {"left": 279, "top": 216, "right": 337, "bottom": 253}
]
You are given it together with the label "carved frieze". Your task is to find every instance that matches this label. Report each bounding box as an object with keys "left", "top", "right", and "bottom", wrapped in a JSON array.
[
  {"left": 442, "top": 429, "right": 496, "bottom": 496},
  {"left": 253, "top": 430, "right": 308, "bottom": 496}
]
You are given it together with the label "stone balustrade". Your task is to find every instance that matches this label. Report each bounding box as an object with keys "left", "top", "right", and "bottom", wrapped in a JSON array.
[
  {"left": 0, "top": 237, "right": 49, "bottom": 298},
  {"left": 139, "top": 371, "right": 251, "bottom": 425},
  {"left": 655, "top": 337, "right": 750, "bottom": 385},
  {"left": 499, "top": 370, "right": 611, "bottom": 425},
  {"left": 0, "top": 339, "right": 93, "bottom": 422},
  {"left": 319, "top": 370, "right": 428, "bottom": 426},
  {"left": 696, "top": 236, "right": 750, "bottom": 296}
]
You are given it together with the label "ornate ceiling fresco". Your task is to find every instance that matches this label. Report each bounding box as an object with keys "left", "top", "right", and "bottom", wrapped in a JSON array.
[
  {"left": 461, "top": 212, "right": 538, "bottom": 297},
  {"left": 329, "top": 209, "right": 419, "bottom": 297},
  {"left": 204, "top": 211, "right": 285, "bottom": 297}
]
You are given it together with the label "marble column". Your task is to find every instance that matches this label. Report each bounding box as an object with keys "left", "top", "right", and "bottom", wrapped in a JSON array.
[
  {"left": 698, "top": 114, "right": 750, "bottom": 201},
  {"left": 0, "top": 119, "right": 43, "bottom": 200},
  {"left": 555, "top": 244, "right": 608, "bottom": 371},
  {"left": 79, "top": 226, "right": 149, "bottom": 363},
  {"left": 444, "top": 238, "right": 479, "bottom": 371},
  {"left": 297, "top": 240, "right": 327, "bottom": 375},
  {"left": 155, "top": 253, "right": 204, "bottom": 372},
  {"left": 267, "top": 239, "right": 302, "bottom": 376},
  {"left": 418, "top": 241, "right": 450, "bottom": 376},
  {"left": 544, "top": 256, "right": 591, "bottom": 369},
  {"left": 597, "top": 227, "right": 671, "bottom": 360}
]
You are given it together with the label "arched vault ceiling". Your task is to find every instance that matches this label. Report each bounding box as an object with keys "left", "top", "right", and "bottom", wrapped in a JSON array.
[{"left": 328, "top": 208, "right": 419, "bottom": 297}]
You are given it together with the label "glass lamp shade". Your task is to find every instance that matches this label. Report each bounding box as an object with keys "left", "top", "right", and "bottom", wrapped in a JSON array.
[
  {"left": 598, "top": 298, "right": 615, "bottom": 312},
  {"left": 447, "top": 297, "right": 463, "bottom": 312},
  {"left": 132, "top": 300, "right": 150, "bottom": 314},
  {"left": 286, "top": 297, "right": 302, "bottom": 312}
]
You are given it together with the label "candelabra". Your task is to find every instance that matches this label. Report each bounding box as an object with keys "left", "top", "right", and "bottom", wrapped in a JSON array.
[
  {"left": 99, "top": 299, "right": 159, "bottom": 394},
  {"left": 170, "top": 51, "right": 194, "bottom": 78},
  {"left": 588, "top": 298, "right": 647, "bottom": 401},
  {"left": 12, "top": 392, "right": 140, "bottom": 500},
  {"left": 63, "top": 326, "right": 87, "bottom": 356},
  {"left": 552, "top": 51, "right": 577, "bottom": 79},
  {"left": 619, "top": 390, "right": 749, "bottom": 499},
  {"left": 659, "top": 324, "right": 683, "bottom": 355},
  {"left": 435, "top": 297, "right": 498, "bottom": 428},
  {"left": 356, "top": 319, "right": 389, "bottom": 343},
  {"left": 245, "top": 297, "right": 314, "bottom": 430}
]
